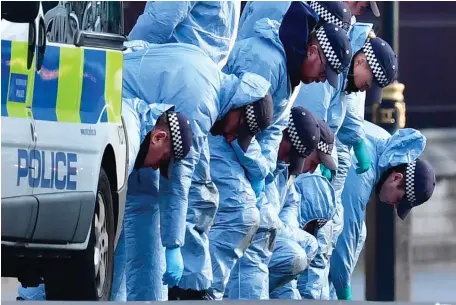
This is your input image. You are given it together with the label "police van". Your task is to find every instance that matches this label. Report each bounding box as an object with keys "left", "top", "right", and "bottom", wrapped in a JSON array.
[{"left": 1, "top": 1, "right": 128, "bottom": 300}]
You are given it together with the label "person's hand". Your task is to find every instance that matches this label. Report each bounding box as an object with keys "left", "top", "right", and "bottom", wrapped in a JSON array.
[
  {"left": 353, "top": 140, "right": 371, "bottom": 174},
  {"left": 163, "top": 247, "right": 184, "bottom": 287},
  {"left": 337, "top": 286, "right": 353, "bottom": 300},
  {"left": 251, "top": 178, "right": 265, "bottom": 198},
  {"left": 320, "top": 164, "right": 334, "bottom": 182}
]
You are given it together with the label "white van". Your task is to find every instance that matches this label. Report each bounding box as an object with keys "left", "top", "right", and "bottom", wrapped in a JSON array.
[{"left": 1, "top": 1, "right": 127, "bottom": 300}]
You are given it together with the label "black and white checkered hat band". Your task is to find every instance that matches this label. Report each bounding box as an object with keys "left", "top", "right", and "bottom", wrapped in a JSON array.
[
  {"left": 317, "top": 140, "right": 332, "bottom": 155},
  {"left": 287, "top": 112, "right": 307, "bottom": 156},
  {"left": 362, "top": 40, "right": 389, "bottom": 87},
  {"left": 167, "top": 112, "right": 184, "bottom": 161},
  {"left": 405, "top": 160, "right": 417, "bottom": 206},
  {"left": 316, "top": 26, "right": 343, "bottom": 74},
  {"left": 310, "top": 1, "right": 344, "bottom": 29},
  {"left": 307, "top": 218, "right": 328, "bottom": 229},
  {"left": 245, "top": 104, "right": 261, "bottom": 135},
  {"left": 316, "top": 218, "right": 328, "bottom": 229}
]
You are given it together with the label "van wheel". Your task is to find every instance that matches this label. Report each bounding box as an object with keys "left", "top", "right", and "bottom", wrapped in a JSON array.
[{"left": 45, "top": 168, "right": 115, "bottom": 300}]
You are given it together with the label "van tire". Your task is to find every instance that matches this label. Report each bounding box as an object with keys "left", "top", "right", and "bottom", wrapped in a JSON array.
[{"left": 45, "top": 168, "right": 115, "bottom": 300}]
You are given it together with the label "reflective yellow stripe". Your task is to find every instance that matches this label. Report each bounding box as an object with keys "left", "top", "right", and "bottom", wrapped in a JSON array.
[
  {"left": 8, "top": 41, "right": 35, "bottom": 118},
  {"left": 56, "top": 47, "right": 83, "bottom": 123},
  {"left": 104, "top": 50, "right": 123, "bottom": 123}
]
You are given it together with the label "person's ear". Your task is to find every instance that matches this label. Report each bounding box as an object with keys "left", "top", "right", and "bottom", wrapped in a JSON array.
[
  {"left": 307, "top": 44, "right": 318, "bottom": 58},
  {"left": 355, "top": 56, "right": 365, "bottom": 67},
  {"left": 151, "top": 130, "right": 168, "bottom": 145},
  {"left": 392, "top": 172, "right": 404, "bottom": 182}
]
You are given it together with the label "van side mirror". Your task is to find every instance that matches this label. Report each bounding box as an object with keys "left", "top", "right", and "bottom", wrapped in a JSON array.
[{"left": 1, "top": 1, "right": 39, "bottom": 23}]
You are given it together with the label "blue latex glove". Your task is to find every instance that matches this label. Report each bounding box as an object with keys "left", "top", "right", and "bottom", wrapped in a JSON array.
[
  {"left": 336, "top": 286, "right": 353, "bottom": 300},
  {"left": 353, "top": 139, "right": 371, "bottom": 174},
  {"left": 163, "top": 247, "right": 184, "bottom": 287},
  {"left": 251, "top": 178, "right": 265, "bottom": 198},
  {"left": 320, "top": 164, "right": 334, "bottom": 182}
]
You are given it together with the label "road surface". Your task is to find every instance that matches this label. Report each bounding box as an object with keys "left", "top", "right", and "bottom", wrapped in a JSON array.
[{"left": 3, "top": 263, "right": 455, "bottom": 302}]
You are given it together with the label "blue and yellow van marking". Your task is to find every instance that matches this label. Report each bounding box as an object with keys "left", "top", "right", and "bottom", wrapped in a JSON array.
[
  {"left": 56, "top": 46, "right": 84, "bottom": 123},
  {"left": 9, "top": 41, "right": 36, "bottom": 118},
  {"left": 1, "top": 40, "right": 36, "bottom": 119},
  {"left": 80, "top": 48, "right": 106, "bottom": 124},
  {"left": 105, "top": 51, "right": 122, "bottom": 124},
  {"left": 1, "top": 40, "right": 11, "bottom": 117},
  {"left": 32, "top": 45, "right": 60, "bottom": 122},
  {"left": 1, "top": 40, "right": 123, "bottom": 124}
]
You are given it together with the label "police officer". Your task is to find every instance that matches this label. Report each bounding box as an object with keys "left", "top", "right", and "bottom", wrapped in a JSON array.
[
  {"left": 17, "top": 102, "right": 194, "bottom": 301},
  {"left": 330, "top": 122, "right": 436, "bottom": 300}
]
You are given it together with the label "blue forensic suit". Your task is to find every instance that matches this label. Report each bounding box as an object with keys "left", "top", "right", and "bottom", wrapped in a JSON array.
[
  {"left": 330, "top": 121, "right": 427, "bottom": 300},
  {"left": 237, "top": 1, "right": 295, "bottom": 41},
  {"left": 114, "top": 42, "right": 271, "bottom": 300},
  {"left": 225, "top": 163, "right": 318, "bottom": 300},
  {"left": 328, "top": 23, "right": 372, "bottom": 254},
  {"left": 292, "top": 23, "right": 372, "bottom": 296},
  {"left": 293, "top": 22, "right": 373, "bottom": 155},
  {"left": 128, "top": 1, "right": 241, "bottom": 67},
  {"left": 111, "top": 99, "right": 177, "bottom": 301},
  {"left": 220, "top": 5, "right": 319, "bottom": 298},
  {"left": 208, "top": 18, "right": 293, "bottom": 300},
  {"left": 268, "top": 170, "right": 324, "bottom": 299},
  {"left": 18, "top": 284, "right": 46, "bottom": 301},
  {"left": 269, "top": 172, "right": 336, "bottom": 300}
]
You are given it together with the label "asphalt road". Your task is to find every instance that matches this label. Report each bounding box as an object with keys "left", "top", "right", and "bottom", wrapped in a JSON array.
[{"left": 2, "top": 264, "right": 455, "bottom": 302}]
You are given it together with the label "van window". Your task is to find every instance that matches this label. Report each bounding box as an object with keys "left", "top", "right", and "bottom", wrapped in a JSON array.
[
  {"left": 43, "top": 1, "right": 124, "bottom": 44},
  {"left": 2, "top": 1, "right": 39, "bottom": 23}
]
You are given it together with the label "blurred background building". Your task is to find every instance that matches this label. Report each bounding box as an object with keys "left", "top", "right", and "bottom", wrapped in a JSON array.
[
  {"left": 359, "top": 1, "right": 456, "bottom": 129},
  {"left": 351, "top": 1, "right": 456, "bottom": 302}
]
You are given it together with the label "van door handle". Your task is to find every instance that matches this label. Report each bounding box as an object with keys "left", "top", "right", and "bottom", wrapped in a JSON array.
[{"left": 30, "top": 123, "right": 37, "bottom": 142}]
